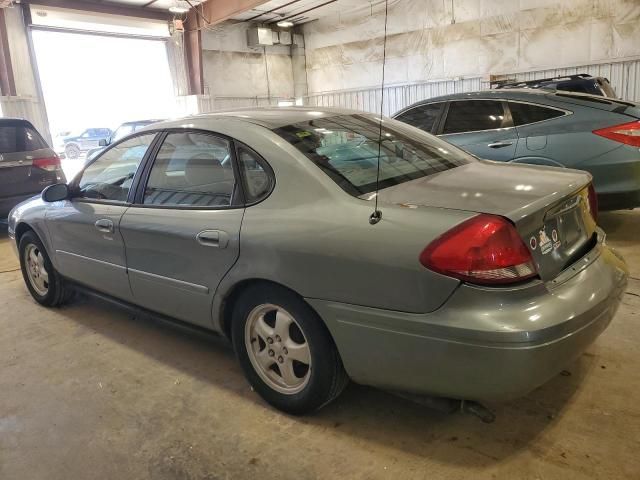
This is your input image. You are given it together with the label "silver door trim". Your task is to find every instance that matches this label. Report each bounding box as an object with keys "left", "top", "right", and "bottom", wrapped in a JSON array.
[
  {"left": 57, "top": 250, "right": 126, "bottom": 270},
  {"left": 128, "top": 268, "right": 210, "bottom": 295}
]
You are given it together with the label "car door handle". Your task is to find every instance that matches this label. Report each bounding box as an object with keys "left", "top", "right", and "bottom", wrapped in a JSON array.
[
  {"left": 487, "top": 141, "right": 514, "bottom": 148},
  {"left": 196, "top": 230, "right": 229, "bottom": 248},
  {"left": 95, "top": 219, "right": 114, "bottom": 233}
]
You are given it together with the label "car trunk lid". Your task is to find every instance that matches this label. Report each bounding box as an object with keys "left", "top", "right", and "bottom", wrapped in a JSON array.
[{"left": 373, "top": 161, "right": 596, "bottom": 282}]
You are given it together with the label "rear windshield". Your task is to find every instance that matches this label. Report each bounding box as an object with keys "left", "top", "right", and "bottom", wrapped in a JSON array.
[
  {"left": 0, "top": 122, "right": 49, "bottom": 154},
  {"left": 273, "top": 114, "right": 473, "bottom": 196}
]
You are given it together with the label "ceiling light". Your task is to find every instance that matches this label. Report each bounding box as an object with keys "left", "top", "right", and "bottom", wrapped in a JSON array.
[
  {"left": 169, "top": 5, "right": 189, "bottom": 13},
  {"left": 277, "top": 20, "right": 294, "bottom": 28}
]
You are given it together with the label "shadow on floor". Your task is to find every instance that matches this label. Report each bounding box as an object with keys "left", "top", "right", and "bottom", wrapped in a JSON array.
[{"left": 53, "top": 291, "right": 593, "bottom": 468}]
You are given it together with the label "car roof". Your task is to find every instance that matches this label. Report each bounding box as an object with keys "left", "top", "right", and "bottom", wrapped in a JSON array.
[
  {"left": 0, "top": 117, "right": 32, "bottom": 125},
  {"left": 393, "top": 88, "right": 636, "bottom": 116},
  {"left": 145, "top": 106, "right": 367, "bottom": 131},
  {"left": 121, "top": 119, "right": 163, "bottom": 126}
]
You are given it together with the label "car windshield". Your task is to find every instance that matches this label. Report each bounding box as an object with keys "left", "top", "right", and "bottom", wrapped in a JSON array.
[{"left": 274, "top": 114, "right": 473, "bottom": 196}]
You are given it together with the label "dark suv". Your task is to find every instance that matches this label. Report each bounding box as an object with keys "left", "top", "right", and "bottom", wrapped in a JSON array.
[
  {"left": 0, "top": 118, "right": 65, "bottom": 219},
  {"left": 494, "top": 74, "right": 617, "bottom": 98},
  {"left": 63, "top": 127, "right": 112, "bottom": 160}
]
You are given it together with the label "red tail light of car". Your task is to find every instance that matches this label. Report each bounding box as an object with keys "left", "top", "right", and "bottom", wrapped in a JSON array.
[
  {"left": 32, "top": 155, "right": 61, "bottom": 172},
  {"left": 587, "top": 183, "right": 598, "bottom": 223},
  {"left": 593, "top": 120, "right": 640, "bottom": 147},
  {"left": 419, "top": 214, "right": 538, "bottom": 285}
]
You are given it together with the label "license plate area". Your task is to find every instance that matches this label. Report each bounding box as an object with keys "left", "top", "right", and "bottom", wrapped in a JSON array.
[{"left": 526, "top": 188, "right": 597, "bottom": 280}]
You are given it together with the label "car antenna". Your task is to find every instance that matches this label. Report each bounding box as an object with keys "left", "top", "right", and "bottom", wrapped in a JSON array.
[{"left": 369, "top": 0, "right": 389, "bottom": 226}]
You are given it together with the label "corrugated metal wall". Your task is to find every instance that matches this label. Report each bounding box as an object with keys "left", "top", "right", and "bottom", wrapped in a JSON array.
[
  {"left": 200, "top": 59, "right": 640, "bottom": 115},
  {"left": 302, "top": 59, "right": 640, "bottom": 116}
]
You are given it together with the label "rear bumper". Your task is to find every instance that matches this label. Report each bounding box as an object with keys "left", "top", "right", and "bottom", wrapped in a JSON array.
[{"left": 307, "top": 241, "right": 628, "bottom": 401}]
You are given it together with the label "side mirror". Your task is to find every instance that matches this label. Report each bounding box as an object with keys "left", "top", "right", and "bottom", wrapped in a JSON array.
[
  {"left": 98, "top": 138, "right": 109, "bottom": 147},
  {"left": 42, "top": 183, "right": 70, "bottom": 202}
]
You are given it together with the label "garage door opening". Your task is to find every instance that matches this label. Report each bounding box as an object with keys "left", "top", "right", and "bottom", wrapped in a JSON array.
[{"left": 31, "top": 29, "right": 177, "bottom": 179}]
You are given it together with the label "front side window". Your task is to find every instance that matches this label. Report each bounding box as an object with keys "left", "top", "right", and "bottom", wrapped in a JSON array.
[
  {"left": 394, "top": 103, "right": 443, "bottom": 133},
  {"left": 442, "top": 100, "right": 510, "bottom": 134},
  {"left": 274, "top": 114, "right": 472, "bottom": 196},
  {"left": 112, "top": 125, "right": 134, "bottom": 142},
  {"left": 143, "top": 132, "right": 235, "bottom": 207},
  {"left": 508, "top": 102, "right": 565, "bottom": 126},
  {"left": 77, "top": 133, "right": 155, "bottom": 202}
]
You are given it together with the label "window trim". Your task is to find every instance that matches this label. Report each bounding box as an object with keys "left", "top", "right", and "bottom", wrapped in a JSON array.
[
  {"left": 438, "top": 99, "right": 515, "bottom": 136},
  {"left": 131, "top": 128, "right": 244, "bottom": 211},
  {"left": 234, "top": 141, "right": 276, "bottom": 207},
  {"left": 505, "top": 100, "right": 572, "bottom": 128},
  {"left": 393, "top": 102, "right": 445, "bottom": 134},
  {"left": 69, "top": 131, "right": 162, "bottom": 207}
]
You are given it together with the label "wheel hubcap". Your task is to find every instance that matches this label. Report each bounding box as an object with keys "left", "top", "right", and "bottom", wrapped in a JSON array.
[
  {"left": 24, "top": 244, "right": 49, "bottom": 296},
  {"left": 245, "top": 304, "right": 312, "bottom": 395}
]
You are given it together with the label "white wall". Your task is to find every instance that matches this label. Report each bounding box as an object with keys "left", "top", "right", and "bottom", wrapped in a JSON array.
[
  {"left": 201, "top": 22, "right": 299, "bottom": 106},
  {"left": 302, "top": 0, "right": 640, "bottom": 94}
]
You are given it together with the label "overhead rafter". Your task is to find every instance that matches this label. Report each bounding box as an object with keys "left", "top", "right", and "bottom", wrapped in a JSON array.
[{"left": 185, "top": 0, "right": 269, "bottom": 28}]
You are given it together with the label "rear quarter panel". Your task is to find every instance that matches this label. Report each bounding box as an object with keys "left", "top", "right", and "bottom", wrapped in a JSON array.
[{"left": 208, "top": 125, "right": 472, "bottom": 329}]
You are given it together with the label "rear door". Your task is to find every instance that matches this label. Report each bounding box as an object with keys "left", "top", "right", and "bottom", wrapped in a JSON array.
[
  {"left": 46, "top": 133, "right": 157, "bottom": 301},
  {"left": 438, "top": 100, "right": 518, "bottom": 161},
  {"left": 508, "top": 101, "right": 569, "bottom": 165},
  {"left": 120, "top": 130, "right": 244, "bottom": 328},
  {"left": 0, "top": 120, "right": 62, "bottom": 206}
]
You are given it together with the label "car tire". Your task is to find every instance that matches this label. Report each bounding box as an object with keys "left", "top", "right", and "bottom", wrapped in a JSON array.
[
  {"left": 65, "top": 144, "right": 80, "bottom": 160},
  {"left": 19, "top": 230, "right": 74, "bottom": 307},
  {"left": 232, "top": 283, "right": 348, "bottom": 414}
]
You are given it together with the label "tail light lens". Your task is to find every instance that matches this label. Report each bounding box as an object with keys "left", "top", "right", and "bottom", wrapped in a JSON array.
[
  {"left": 32, "top": 155, "right": 61, "bottom": 172},
  {"left": 587, "top": 183, "right": 598, "bottom": 223},
  {"left": 420, "top": 214, "right": 537, "bottom": 285},
  {"left": 593, "top": 120, "right": 640, "bottom": 147}
]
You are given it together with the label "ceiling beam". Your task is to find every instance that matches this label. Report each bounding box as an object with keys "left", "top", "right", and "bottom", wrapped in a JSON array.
[
  {"left": 24, "top": 0, "right": 172, "bottom": 21},
  {"left": 186, "top": 0, "right": 269, "bottom": 28}
]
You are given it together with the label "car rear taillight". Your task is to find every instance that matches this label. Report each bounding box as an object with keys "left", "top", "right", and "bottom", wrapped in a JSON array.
[
  {"left": 593, "top": 120, "right": 640, "bottom": 147},
  {"left": 587, "top": 183, "right": 598, "bottom": 223},
  {"left": 33, "top": 155, "right": 61, "bottom": 172},
  {"left": 419, "top": 214, "right": 537, "bottom": 285}
]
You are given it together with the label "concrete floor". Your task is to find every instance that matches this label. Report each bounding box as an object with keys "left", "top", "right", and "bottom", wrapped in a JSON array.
[{"left": 1, "top": 212, "right": 639, "bottom": 480}]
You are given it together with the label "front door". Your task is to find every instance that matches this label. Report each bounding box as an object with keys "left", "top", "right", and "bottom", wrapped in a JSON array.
[
  {"left": 46, "top": 133, "right": 157, "bottom": 301},
  {"left": 439, "top": 100, "right": 518, "bottom": 161},
  {"left": 120, "top": 131, "right": 244, "bottom": 328}
]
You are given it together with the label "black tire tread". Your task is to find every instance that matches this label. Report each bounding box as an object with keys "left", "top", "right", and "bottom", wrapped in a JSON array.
[
  {"left": 231, "top": 283, "right": 348, "bottom": 414},
  {"left": 19, "top": 230, "right": 73, "bottom": 308}
]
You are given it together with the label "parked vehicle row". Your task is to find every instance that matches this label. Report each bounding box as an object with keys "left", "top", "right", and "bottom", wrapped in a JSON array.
[
  {"left": 394, "top": 89, "right": 640, "bottom": 210},
  {"left": 8, "top": 108, "right": 628, "bottom": 414},
  {"left": 62, "top": 127, "right": 112, "bottom": 160}
]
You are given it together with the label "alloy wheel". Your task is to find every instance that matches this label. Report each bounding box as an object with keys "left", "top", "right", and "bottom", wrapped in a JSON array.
[{"left": 245, "top": 303, "right": 312, "bottom": 395}]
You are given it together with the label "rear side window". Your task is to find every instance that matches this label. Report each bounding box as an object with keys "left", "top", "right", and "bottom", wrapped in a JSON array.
[
  {"left": 442, "top": 100, "right": 509, "bottom": 134},
  {"left": 0, "top": 123, "right": 48, "bottom": 153},
  {"left": 508, "top": 102, "right": 565, "bottom": 126},
  {"left": 237, "top": 145, "right": 273, "bottom": 204},
  {"left": 143, "top": 132, "right": 235, "bottom": 208},
  {"left": 395, "top": 103, "right": 443, "bottom": 133}
]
